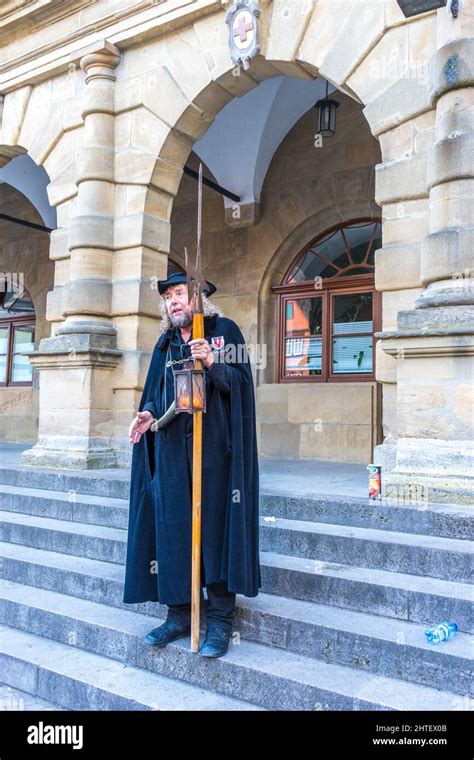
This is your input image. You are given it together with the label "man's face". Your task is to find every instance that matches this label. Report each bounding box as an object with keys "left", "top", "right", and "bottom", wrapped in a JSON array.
[{"left": 164, "top": 283, "right": 193, "bottom": 328}]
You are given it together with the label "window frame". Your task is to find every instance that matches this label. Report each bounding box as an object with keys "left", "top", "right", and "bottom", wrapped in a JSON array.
[
  {"left": 0, "top": 314, "right": 36, "bottom": 388},
  {"left": 273, "top": 219, "right": 382, "bottom": 384}
]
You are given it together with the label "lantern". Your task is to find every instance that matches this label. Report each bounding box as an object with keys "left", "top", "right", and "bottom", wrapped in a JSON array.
[
  {"left": 314, "top": 80, "right": 339, "bottom": 138},
  {"left": 174, "top": 365, "right": 206, "bottom": 414}
]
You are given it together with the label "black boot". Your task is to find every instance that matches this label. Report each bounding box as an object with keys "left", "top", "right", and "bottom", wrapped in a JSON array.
[
  {"left": 199, "top": 626, "right": 232, "bottom": 658},
  {"left": 144, "top": 616, "right": 191, "bottom": 647}
]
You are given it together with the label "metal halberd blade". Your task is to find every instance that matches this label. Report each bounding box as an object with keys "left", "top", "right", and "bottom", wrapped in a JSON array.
[{"left": 185, "top": 163, "right": 208, "bottom": 308}]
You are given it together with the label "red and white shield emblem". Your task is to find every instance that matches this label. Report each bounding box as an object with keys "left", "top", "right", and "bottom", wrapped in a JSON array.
[{"left": 211, "top": 336, "right": 225, "bottom": 351}]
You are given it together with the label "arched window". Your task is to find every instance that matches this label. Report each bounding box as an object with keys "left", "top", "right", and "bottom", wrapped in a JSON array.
[
  {"left": 0, "top": 280, "right": 35, "bottom": 386},
  {"left": 274, "top": 219, "right": 382, "bottom": 382}
]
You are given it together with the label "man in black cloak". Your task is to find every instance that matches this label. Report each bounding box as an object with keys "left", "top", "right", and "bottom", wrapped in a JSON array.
[{"left": 123, "top": 271, "right": 261, "bottom": 657}]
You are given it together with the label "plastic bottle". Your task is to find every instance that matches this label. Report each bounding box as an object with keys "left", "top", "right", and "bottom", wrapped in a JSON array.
[{"left": 425, "top": 621, "right": 458, "bottom": 644}]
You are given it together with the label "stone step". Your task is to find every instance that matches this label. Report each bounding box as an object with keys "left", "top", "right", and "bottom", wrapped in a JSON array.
[
  {"left": 0, "top": 484, "right": 128, "bottom": 529},
  {"left": 0, "top": 623, "right": 263, "bottom": 711},
  {"left": 0, "top": 482, "right": 471, "bottom": 540},
  {"left": 260, "top": 517, "right": 473, "bottom": 583},
  {"left": 1, "top": 540, "right": 471, "bottom": 634},
  {"left": 0, "top": 509, "right": 126, "bottom": 564},
  {"left": 0, "top": 681, "right": 70, "bottom": 710},
  {"left": 260, "top": 493, "right": 473, "bottom": 540},
  {"left": 0, "top": 465, "right": 130, "bottom": 500},
  {"left": 2, "top": 509, "right": 471, "bottom": 583},
  {"left": 261, "top": 551, "right": 473, "bottom": 633},
  {"left": 0, "top": 581, "right": 463, "bottom": 711},
  {"left": 0, "top": 558, "right": 471, "bottom": 696}
]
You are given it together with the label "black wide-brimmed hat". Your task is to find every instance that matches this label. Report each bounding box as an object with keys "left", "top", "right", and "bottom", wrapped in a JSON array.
[{"left": 157, "top": 271, "right": 217, "bottom": 297}]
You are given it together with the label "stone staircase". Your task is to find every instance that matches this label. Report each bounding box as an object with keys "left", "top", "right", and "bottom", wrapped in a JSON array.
[{"left": 0, "top": 465, "right": 472, "bottom": 711}]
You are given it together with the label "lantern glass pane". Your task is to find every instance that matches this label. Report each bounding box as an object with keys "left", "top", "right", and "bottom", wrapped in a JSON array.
[
  {"left": 175, "top": 372, "right": 191, "bottom": 410},
  {"left": 192, "top": 371, "right": 205, "bottom": 410},
  {"left": 321, "top": 105, "right": 330, "bottom": 132}
]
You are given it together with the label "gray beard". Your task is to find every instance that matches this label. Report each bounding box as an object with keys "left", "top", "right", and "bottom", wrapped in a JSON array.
[{"left": 170, "top": 310, "right": 192, "bottom": 328}]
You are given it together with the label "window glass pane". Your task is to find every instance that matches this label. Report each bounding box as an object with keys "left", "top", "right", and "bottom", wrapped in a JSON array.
[
  {"left": 332, "top": 336, "right": 373, "bottom": 373},
  {"left": 286, "top": 221, "right": 379, "bottom": 283},
  {"left": 285, "top": 336, "right": 322, "bottom": 375},
  {"left": 0, "top": 326, "right": 7, "bottom": 382},
  {"left": 284, "top": 297, "right": 322, "bottom": 376},
  {"left": 9, "top": 294, "right": 35, "bottom": 314},
  {"left": 2, "top": 285, "right": 34, "bottom": 315},
  {"left": 342, "top": 222, "right": 375, "bottom": 265},
  {"left": 11, "top": 325, "right": 34, "bottom": 382},
  {"left": 286, "top": 230, "right": 344, "bottom": 282},
  {"left": 11, "top": 353, "right": 32, "bottom": 382},
  {"left": 0, "top": 326, "right": 8, "bottom": 354},
  {"left": 333, "top": 293, "right": 372, "bottom": 334},
  {"left": 332, "top": 293, "right": 373, "bottom": 373},
  {"left": 285, "top": 297, "right": 322, "bottom": 335},
  {"left": 13, "top": 326, "right": 34, "bottom": 348},
  {"left": 367, "top": 222, "right": 382, "bottom": 266}
]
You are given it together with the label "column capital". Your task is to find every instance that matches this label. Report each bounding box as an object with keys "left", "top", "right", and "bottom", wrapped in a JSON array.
[{"left": 70, "top": 40, "right": 121, "bottom": 83}]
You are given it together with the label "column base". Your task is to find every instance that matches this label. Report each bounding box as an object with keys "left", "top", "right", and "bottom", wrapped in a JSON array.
[
  {"left": 376, "top": 314, "right": 473, "bottom": 507},
  {"left": 381, "top": 438, "right": 473, "bottom": 506},
  {"left": 382, "top": 472, "right": 473, "bottom": 507},
  {"left": 21, "top": 436, "right": 120, "bottom": 470},
  {"left": 373, "top": 438, "right": 398, "bottom": 473},
  {"left": 24, "top": 331, "right": 123, "bottom": 471},
  {"left": 111, "top": 437, "right": 133, "bottom": 469}
]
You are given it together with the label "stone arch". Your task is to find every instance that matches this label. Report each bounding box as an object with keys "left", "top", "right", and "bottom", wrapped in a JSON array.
[
  {"left": 126, "top": 0, "right": 435, "bottom": 220},
  {"left": 0, "top": 185, "right": 53, "bottom": 333},
  {"left": 0, "top": 73, "right": 82, "bottom": 197},
  {"left": 0, "top": 67, "right": 87, "bottom": 335},
  {"left": 0, "top": 148, "right": 59, "bottom": 350}
]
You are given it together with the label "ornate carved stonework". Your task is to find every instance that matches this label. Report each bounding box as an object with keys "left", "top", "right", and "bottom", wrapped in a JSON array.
[{"left": 225, "top": 0, "right": 261, "bottom": 71}]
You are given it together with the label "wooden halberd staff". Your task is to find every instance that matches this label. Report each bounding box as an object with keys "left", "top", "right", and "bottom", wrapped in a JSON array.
[{"left": 184, "top": 163, "right": 208, "bottom": 652}]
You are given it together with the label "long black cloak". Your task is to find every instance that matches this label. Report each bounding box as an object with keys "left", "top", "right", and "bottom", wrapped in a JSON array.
[{"left": 123, "top": 314, "right": 261, "bottom": 605}]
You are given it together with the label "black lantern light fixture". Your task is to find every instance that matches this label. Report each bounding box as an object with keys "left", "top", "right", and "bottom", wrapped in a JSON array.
[{"left": 314, "top": 80, "right": 340, "bottom": 138}]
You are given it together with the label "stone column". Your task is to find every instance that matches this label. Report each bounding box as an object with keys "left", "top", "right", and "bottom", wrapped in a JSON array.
[
  {"left": 377, "top": 2, "right": 474, "bottom": 505},
  {"left": 21, "top": 41, "right": 123, "bottom": 469}
]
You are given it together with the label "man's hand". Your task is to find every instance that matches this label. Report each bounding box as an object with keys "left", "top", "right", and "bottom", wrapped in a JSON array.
[
  {"left": 129, "top": 410, "right": 154, "bottom": 444},
  {"left": 189, "top": 338, "right": 214, "bottom": 369}
]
